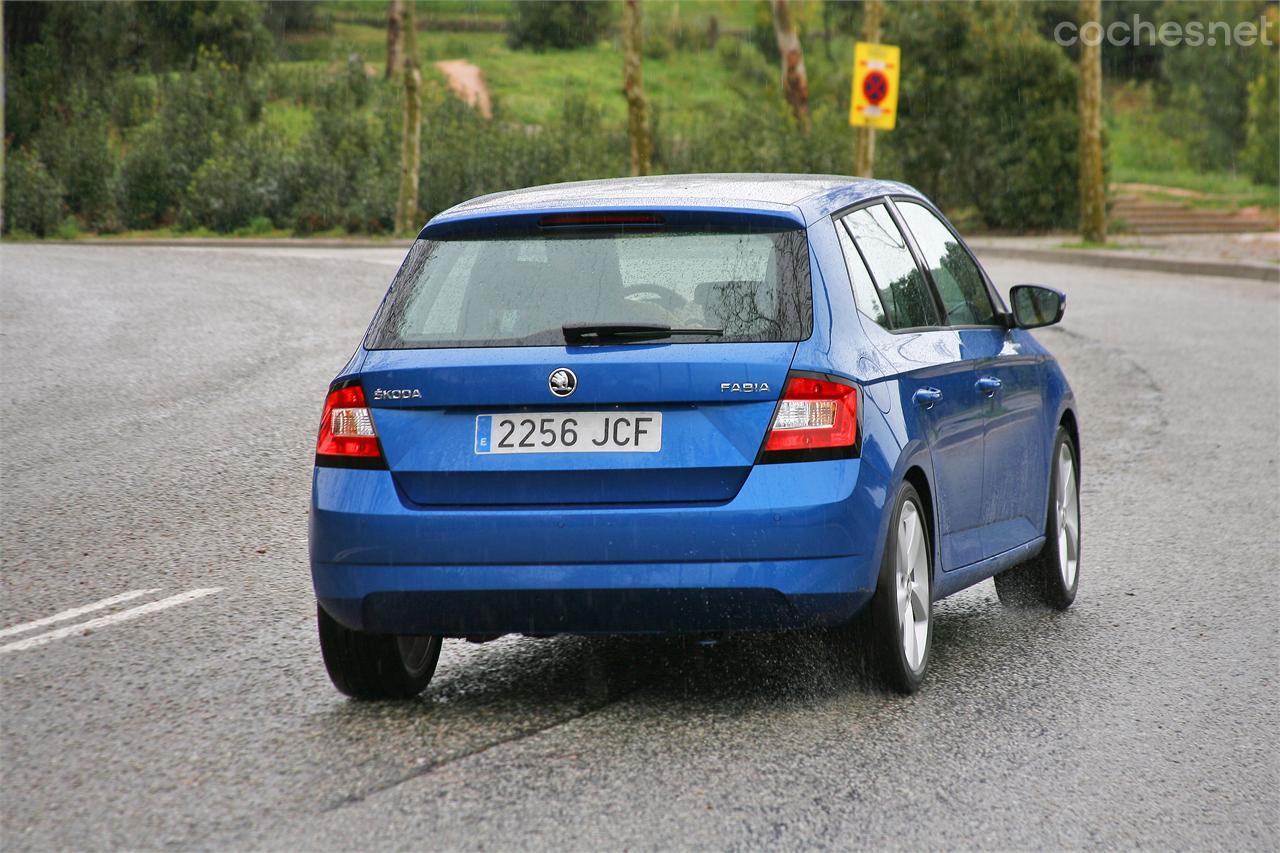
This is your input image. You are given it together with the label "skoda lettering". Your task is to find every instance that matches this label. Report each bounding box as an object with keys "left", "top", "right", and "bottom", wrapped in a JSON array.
[{"left": 372, "top": 388, "right": 422, "bottom": 401}]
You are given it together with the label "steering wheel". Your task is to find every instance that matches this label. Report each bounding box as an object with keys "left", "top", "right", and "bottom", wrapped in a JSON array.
[{"left": 623, "top": 284, "right": 688, "bottom": 313}]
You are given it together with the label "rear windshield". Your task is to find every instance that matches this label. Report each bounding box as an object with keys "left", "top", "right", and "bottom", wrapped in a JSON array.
[{"left": 364, "top": 229, "right": 813, "bottom": 349}]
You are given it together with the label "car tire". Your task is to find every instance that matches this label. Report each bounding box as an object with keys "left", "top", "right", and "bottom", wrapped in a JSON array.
[
  {"left": 317, "top": 604, "right": 443, "bottom": 700},
  {"left": 994, "top": 427, "right": 1080, "bottom": 610},
  {"left": 868, "top": 482, "right": 933, "bottom": 693}
]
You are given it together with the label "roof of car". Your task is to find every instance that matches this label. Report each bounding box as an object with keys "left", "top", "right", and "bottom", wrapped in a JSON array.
[{"left": 425, "top": 173, "right": 926, "bottom": 234}]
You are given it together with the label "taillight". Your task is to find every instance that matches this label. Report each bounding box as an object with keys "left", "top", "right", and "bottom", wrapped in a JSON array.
[
  {"left": 761, "top": 374, "right": 859, "bottom": 461},
  {"left": 315, "top": 382, "right": 386, "bottom": 468}
]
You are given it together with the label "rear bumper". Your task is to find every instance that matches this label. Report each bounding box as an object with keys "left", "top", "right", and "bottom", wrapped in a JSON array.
[
  {"left": 310, "top": 459, "right": 886, "bottom": 636},
  {"left": 316, "top": 558, "right": 870, "bottom": 635}
]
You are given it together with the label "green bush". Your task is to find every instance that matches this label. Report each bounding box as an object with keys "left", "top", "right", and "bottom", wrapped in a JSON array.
[
  {"left": 119, "top": 124, "right": 183, "bottom": 228},
  {"left": 285, "top": 72, "right": 399, "bottom": 233},
  {"left": 411, "top": 86, "right": 628, "bottom": 227},
  {"left": 235, "top": 216, "right": 275, "bottom": 236},
  {"left": 507, "top": 2, "right": 612, "bottom": 51},
  {"left": 3, "top": 146, "right": 66, "bottom": 237},
  {"left": 643, "top": 32, "right": 674, "bottom": 61},
  {"left": 119, "top": 47, "right": 263, "bottom": 228},
  {"left": 53, "top": 220, "right": 82, "bottom": 240},
  {"left": 714, "top": 37, "right": 772, "bottom": 89},
  {"left": 885, "top": 3, "right": 1080, "bottom": 230},
  {"left": 136, "top": 1, "right": 275, "bottom": 72},
  {"left": 961, "top": 25, "right": 1080, "bottom": 229},
  {"left": 1153, "top": 1, "right": 1276, "bottom": 174},
  {"left": 35, "top": 90, "right": 119, "bottom": 231},
  {"left": 1242, "top": 34, "right": 1279, "bottom": 186},
  {"left": 106, "top": 76, "right": 159, "bottom": 131},
  {"left": 265, "top": 63, "right": 328, "bottom": 105},
  {"left": 183, "top": 131, "right": 288, "bottom": 232}
]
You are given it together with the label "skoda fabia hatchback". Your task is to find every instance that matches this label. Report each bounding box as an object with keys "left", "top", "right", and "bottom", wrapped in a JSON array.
[{"left": 310, "top": 174, "right": 1080, "bottom": 698}]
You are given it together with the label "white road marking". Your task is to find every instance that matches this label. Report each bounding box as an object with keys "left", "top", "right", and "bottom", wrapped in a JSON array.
[
  {"left": 0, "top": 588, "right": 162, "bottom": 639},
  {"left": 0, "top": 588, "right": 222, "bottom": 654}
]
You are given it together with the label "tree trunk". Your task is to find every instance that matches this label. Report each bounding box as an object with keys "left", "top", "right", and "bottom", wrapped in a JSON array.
[
  {"left": 385, "top": 0, "right": 403, "bottom": 80},
  {"left": 1, "top": 0, "right": 6, "bottom": 234},
  {"left": 623, "top": 0, "right": 652, "bottom": 176},
  {"left": 395, "top": 1, "right": 422, "bottom": 234},
  {"left": 1078, "top": 0, "right": 1106, "bottom": 243},
  {"left": 853, "top": 0, "right": 882, "bottom": 177},
  {"left": 769, "top": 0, "right": 810, "bottom": 134}
]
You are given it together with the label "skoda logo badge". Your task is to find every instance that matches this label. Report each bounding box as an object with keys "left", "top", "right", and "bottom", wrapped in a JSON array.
[{"left": 549, "top": 368, "right": 577, "bottom": 398}]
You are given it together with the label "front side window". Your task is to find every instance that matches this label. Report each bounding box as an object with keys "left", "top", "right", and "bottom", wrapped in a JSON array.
[
  {"left": 365, "top": 230, "right": 813, "bottom": 349},
  {"left": 897, "top": 201, "right": 997, "bottom": 326},
  {"left": 842, "top": 204, "right": 938, "bottom": 330}
]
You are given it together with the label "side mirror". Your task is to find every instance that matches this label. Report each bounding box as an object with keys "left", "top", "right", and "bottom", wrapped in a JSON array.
[{"left": 1009, "top": 285, "right": 1066, "bottom": 329}]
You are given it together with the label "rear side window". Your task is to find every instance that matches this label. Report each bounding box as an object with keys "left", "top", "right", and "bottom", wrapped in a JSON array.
[
  {"left": 841, "top": 205, "right": 938, "bottom": 330},
  {"left": 897, "top": 201, "right": 997, "bottom": 326},
  {"left": 365, "top": 230, "right": 813, "bottom": 349},
  {"left": 835, "top": 217, "right": 887, "bottom": 327}
]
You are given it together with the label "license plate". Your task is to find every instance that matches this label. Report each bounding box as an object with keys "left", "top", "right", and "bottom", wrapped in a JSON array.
[{"left": 475, "top": 412, "right": 662, "bottom": 454}]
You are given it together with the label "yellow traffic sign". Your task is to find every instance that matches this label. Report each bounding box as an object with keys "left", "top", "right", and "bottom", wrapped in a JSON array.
[{"left": 849, "top": 41, "right": 900, "bottom": 130}]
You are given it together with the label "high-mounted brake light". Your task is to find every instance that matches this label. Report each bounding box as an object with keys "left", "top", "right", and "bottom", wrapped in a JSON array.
[
  {"left": 315, "top": 383, "right": 385, "bottom": 468},
  {"left": 539, "top": 212, "right": 665, "bottom": 227},
  {"left": 762, "top": 375, "right": 859, "bottom": 459}
]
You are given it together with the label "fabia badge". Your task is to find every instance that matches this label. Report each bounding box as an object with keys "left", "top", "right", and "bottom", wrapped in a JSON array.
[{"left": 548, "top": 368, "right": 577, "bottom": 398}]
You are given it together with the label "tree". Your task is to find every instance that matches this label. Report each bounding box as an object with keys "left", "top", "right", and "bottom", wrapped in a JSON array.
[
  {"left": 884, "top": 2, "right": 1080, "bottom": 230},
  {"left": 395, "top": 0, "right": 422, "bottom": 234},
  {"left": 769, "top": 0, "right": 810, "bottom": 133},
  {"left": 385, "top": 0, "right": 403, "bottom": 80},
  {"left": 1242, "top": 10, "right": 1279, "bottom": 186},
  {"left": 1078, "top": 0, "right": 1106, "bottom": 243},
  {"left": 508, "top": 2, "right": 612, "bottom": 51},
  {"left": 853, "top": 0, "right": 882, "bottom": 177},
  {"left": 622, "top": 0, "right": 652, "bottom": 176}
]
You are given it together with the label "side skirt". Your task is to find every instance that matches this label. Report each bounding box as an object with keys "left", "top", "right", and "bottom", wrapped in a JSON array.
[{"left": 933, "top": 536, "right": 1046, "bottom": 600}]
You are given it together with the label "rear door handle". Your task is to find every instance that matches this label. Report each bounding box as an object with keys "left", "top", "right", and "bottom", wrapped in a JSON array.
[
  {"left": 976, "top": 376, "right": 1003, "bottom": 396},
  {"left": 912, "top": 388, "right": 943, "bottom": 408}
]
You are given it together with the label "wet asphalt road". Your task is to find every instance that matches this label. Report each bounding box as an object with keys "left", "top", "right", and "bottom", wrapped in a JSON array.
[{"left": 1, "top": 244, "right": 1276, "bottom": 850}]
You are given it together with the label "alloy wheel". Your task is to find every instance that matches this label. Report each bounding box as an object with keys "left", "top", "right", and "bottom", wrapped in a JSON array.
[
  {"left": 1056, "top": 443, "right": 1080, "bottom": 590},
  {"left": 895, "top": 501, "right": 930, "bottom": 673}
]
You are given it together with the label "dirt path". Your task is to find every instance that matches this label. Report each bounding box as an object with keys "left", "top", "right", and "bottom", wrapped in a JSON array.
[{"left": 435, "top": 59, "right": 492, "bottom": 119}]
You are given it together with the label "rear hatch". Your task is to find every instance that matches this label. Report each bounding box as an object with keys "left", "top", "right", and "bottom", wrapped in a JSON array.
[{"left": 360, "top": 210, "right": 812, "bottom": 506}]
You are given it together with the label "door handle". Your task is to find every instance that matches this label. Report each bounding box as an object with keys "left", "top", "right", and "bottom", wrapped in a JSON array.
[
  {"left": 913, "top": 388, "right": 943, "bottom": 409},
  {"left": 976, "top": 376, "right": 1003, "bottom": 396}
]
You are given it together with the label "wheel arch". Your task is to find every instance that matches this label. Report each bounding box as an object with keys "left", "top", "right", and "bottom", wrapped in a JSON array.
[
  {"left": 1058, "top": 404, "right": 1081, "bottom": 471},
  {"left": 870, "top": 431, "right": 938, "bottom": 598},
  {"left": 901, "top": 464, "right": 938, "bottom": 592}
]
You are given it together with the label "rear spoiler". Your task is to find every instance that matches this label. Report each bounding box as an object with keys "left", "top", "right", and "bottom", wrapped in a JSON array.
[{"left": 418, "top": 207, "right": 807, "bottom": 240}]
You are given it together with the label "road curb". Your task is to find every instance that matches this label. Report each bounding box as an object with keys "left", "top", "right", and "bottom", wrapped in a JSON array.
[
  {"left": 970, "top": 244, "right": 1278, "bottom": 284},
  {"left": 10, "top": 237, "right": 1278, "bottom": 283}
]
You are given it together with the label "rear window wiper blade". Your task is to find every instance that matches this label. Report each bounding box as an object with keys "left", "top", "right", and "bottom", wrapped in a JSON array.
[{"left": 563, "top": 323, "right": 725, "bottom": 344}]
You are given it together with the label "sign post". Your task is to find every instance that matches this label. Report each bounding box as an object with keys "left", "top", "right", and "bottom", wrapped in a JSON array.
[
  {"left": 850, "top": 40, "right": 900, "bottom": 176},
  {"left": 850, "top": 41, "right": 900, "bottom": 131}
]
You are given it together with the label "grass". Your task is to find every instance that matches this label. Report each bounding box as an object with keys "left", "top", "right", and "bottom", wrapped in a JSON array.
[
  {"left": 280, "top": 20, "right": 754, "bottom": 133},
  {"left": 280, "top": 0, "right": 797, "bottom": 133},
  {"left": 1107, "top": 80, "right": 1278, "bottom": 211}
]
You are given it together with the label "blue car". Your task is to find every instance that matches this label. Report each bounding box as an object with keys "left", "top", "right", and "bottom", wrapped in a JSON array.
[{"left": 311, "top": 174, "right": 1080, "bottom": 697}]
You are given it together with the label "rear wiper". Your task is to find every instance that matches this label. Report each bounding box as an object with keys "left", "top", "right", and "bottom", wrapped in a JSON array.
[{"left": 563, "top": 323, "right": 725, "bottom": 344}]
